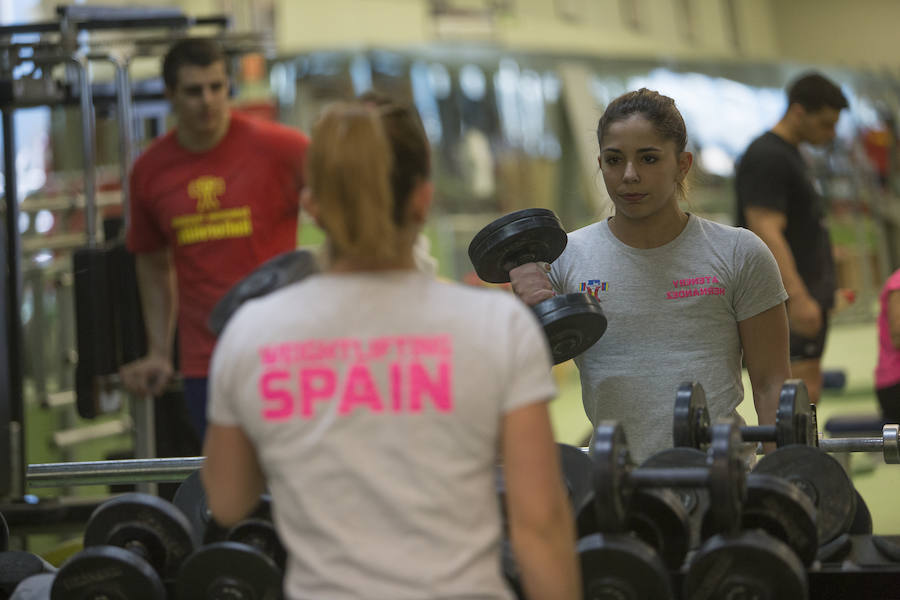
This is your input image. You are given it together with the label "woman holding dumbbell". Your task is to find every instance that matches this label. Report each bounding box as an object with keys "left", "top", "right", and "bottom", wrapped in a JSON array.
[
  {"left": 511, "top": 88, "right": 792, "bottom": 463},
  {"left": 201, "top": 98, "right": 580, "bottom": 600}
]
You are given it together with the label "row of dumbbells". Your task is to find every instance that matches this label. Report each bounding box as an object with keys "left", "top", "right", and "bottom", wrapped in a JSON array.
[
  {"left": 500, "top": 381, "right": 900, "bottom": 599},
  {"left": 0, "top": 470, "right": 285, "bottom": 599}
]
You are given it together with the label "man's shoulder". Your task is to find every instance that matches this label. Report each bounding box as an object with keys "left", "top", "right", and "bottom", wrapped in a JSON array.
[
  {"left": 131, "top": 132, "right": 180, "bottom": 181},
  {"left": 232, "top": 112, "right": 308, "bottom": 146}
]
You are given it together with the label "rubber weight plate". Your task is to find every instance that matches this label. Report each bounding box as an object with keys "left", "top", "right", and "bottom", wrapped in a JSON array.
[
  {"left": 467, "top": 208, "right": 567, "bottom": 284},
  {"left": 534, "top": 293, "right": 607, "bottom": 364},
  {"left": 588, "top": 422, "right": 633, "bottom": 533},
  {"left": 558, "top": 443, "right": 594, "bottom": 512},
  {"left": 684, "top": 530, "right": 807, "bottom": 600},
  {"left": 672, "top": 381, "right": 710, "bottom": 450},
  {"left": 208, "top": 248, "right": 319, "bottom": 335},
  {"left": 706, "top": 421, "right": 746, "bottom": 535},
  {"left": 577, "top": 533, "right": 673, "bottom": 600},
  {"left": 739, "top": 473, "right": 818, "bottom": 566},
  {"left": 776, "top": 380, "right": 816, "bottom": 447},
  {"left": 640, "top": 447, "right": 710, "bottom": 550},
  {"left": 175, "top": 541, "right": 282, "bottom": 600},
  {"left": 626, "top": 489, "right": 691, "bottom": 571},
  {"left": 228, "top": 519, "right": 287, "bottom": 571},
  {"left": 83, "top": 493, "right": 194, "bottom": 580},
  {"left": 753, "top": 445, "right": 856, "bottom": 544},
  {"left": 172, "top": 469, "right": 209, "bottom": 547},
  {"left": 0, "top": 510, "right": 7, "bottom": 552},
  {"left": 52, "top": 546, "right": 165, "bottom": 600}
]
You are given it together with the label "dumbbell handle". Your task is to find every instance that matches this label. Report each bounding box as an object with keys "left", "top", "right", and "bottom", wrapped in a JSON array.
[
  {"left": 739, "top": 424, "right": 776, "bottom": 442},
  {"left": 629, "top": 467, "right": 709, "bottom": 488},
  {"left": 817, "top": 424, "right": 899, "bottom": 464}
]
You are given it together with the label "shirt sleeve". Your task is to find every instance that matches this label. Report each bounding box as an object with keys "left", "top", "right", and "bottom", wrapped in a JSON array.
[
  {"left": 501, "top": 297, "right": 557, "bottom": 414},
  {"left": 736, "top": 146, "right": 791, "bottom": 214},
  {"left": 126, "top": 156, "right": 167, "bottom": 254},
  {"left": 207, "top": 316, "right": 243, "bottom": 426},
  {"left": 732, "top": 228, "right": 789, "bottom": 322}
]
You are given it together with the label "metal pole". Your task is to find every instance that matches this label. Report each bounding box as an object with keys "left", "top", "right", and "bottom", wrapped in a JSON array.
[
  {"left": 27, "top": 456, "right": 204, "bottom": 488},
  {"left": 68, "top": 57, "right": 97, "bottom": 247},
  {"left": 2, "top": 107, "right": 25, "bottom": 498}
]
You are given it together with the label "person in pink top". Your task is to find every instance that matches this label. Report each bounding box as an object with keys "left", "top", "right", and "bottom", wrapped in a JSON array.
[{"left": 875, "top": 269, "right": 900, "bottom": 423}]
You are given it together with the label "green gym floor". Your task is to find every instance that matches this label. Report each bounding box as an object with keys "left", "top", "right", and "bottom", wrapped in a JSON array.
[{"left": 548, "top": 318, "right": 900, "bottom": 535}]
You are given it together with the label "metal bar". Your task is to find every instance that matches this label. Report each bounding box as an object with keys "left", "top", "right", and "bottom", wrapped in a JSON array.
[
  {"left": 740, "top": 424, "right": 776, "bottom": 442},
  {"left": 27, "top": 457, "right": 204, "bottom": 488},
  {"left": 2, "top": 107, "right": 25, "bottom": 498},
  {"left": 630, "top": 467, "right": 709, "bottom": 487},
  {"left": 69, "top": 57, "right": 97, "bottom": 247},
  {"left": 818, "top": 437, "right": 883, "bottom": 452}
]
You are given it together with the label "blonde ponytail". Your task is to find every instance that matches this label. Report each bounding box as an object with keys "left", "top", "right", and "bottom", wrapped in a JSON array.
[{"left": 307, "top": 102, "right": 399, "bottom": 263}]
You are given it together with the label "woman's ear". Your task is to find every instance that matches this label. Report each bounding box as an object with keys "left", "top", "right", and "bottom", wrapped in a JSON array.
[{"left": 677, "top": 151, "right": 693, "bottom": 181}]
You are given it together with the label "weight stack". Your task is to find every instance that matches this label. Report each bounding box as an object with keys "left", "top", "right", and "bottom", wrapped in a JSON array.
[{"left": 73, "top": 246, "right": 118, "bottom": 419}]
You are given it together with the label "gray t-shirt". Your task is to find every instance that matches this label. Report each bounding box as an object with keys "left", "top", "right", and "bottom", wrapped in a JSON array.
[
  {"left": 208, "top": 270, "right": 556, "bottom": 600},
  {"left": 550, "top": 214, "right": 787, "bottom": 462}
]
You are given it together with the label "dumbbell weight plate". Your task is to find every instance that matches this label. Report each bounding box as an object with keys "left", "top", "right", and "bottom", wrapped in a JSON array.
[
  {"left": 228, "top": 519, "right": 287, "bottom": 572},
  {"left": 623, "top": 489, "right": 691, "bottom": 571},
  {"left": 753, "top": 445, "right": 856, "bottom": 544},
  {"left": 0, "top": 551, "right": 55, "bottom": 597},
  {"left": 83, "top": 493, "right": 195, "bottom": 581},
  {"left": 588, "top": 422, "right": 633, "bottom": 533},
  {"left": 558, "top": 443, "right": 594, "bottom": 512},
  {"left": 533, "top": 293, "right": 607, "bottom": 364},
  {"left": 776, "top": 380, "right": 816, "bottom": 447},
  {"left": 684, "top": 530, "right": 807, "bottom": 600},
  {"left": 699, "top": 473, "right": 818, "bottom": 567},
  {"left": 640, "top": 447, "right": 710, "bottom": 550},
  {"left": 208, "top": 248, "right": 319, "bottom": 335},
  {"left": 577, "top": 533, "right": 673, "bottom": 600},
  {"left": 173, "top": 469, "right": 209, "bottom": 547},
  {"left": 672, "top": 381, "right": 710, "bottom": 450},
  {"left": 52, "top": 545, "right": 165, "bottom": 600},
  {"left": 705, "top": 421, "right": 746, "bottom": 535},
  {"left": 176, "top": 541, "right": 282, "bottom": 600},
  {"left": 0, "top": 511, "right": 8, "bottom": 552},
  {"left": 467, "top": 208, "right": 567, "bottom": 284}
]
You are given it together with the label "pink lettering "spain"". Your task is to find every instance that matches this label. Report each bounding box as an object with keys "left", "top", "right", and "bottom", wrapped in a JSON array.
[{"left": 259, "top": 361, "right": 453, "bottom": 420}]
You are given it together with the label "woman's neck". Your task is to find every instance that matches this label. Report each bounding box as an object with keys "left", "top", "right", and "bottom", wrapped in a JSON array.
[
  {"left": 608, "top": 204, "right": 689, "bottom": 249},
  {"left": 328, "top": 255, "right": 417, "bottom": 273}
]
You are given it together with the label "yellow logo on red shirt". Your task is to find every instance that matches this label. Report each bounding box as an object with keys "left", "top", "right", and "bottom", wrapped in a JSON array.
[
  {"left": 188, "top": 176, "right": 225, "bottom": 212},
  {"left": 172, "top": 175, "right": 253, "bottom": 246}
]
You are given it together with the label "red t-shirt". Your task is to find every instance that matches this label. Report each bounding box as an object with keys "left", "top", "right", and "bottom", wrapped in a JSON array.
[{"left": 127, "top": 112, "right": 308, "bottom": 377}]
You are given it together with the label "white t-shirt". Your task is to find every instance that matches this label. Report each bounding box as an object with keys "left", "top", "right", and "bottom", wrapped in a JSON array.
[
  {"left": 550, "top": 215, "right": 787, "bottom": 462},
  {"left": 208, "top": 270, "right": 556, "bottom": 600}
]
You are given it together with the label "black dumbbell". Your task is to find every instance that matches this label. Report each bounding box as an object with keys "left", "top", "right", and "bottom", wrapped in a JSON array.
[
  {"left": 673, "top": 380, "right": 817, "bottom": 450},
  {"left": 176, "top": 536, "right": 284, "bottom": 599},
  {"left": 576, "top": 420, "right": 745, "bottom": 598},
  {"left": 468, "top": 208, "right": 607, "bottom": 364},
  {"left": 51, "top": 493, "right": 194, "bottom": 600}
]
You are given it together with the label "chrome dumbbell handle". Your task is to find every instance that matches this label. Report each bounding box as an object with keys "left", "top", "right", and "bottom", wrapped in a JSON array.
[{"left": 817, "top": 424, "right": 900, "bottom": 464}]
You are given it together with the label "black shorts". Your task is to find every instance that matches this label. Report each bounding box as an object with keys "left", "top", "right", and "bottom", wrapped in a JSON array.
[{"left": 789, "top": 318, "right": 829, "bottom": 361}]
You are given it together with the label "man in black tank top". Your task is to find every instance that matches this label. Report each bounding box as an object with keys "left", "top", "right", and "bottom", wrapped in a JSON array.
[{"left": 735, "top": 72, "right": 848, "bottom": 404}]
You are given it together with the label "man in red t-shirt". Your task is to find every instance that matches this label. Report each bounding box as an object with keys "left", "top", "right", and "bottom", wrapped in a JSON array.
[{"left": 120, "top": 38, "right": 308, "bottom": 440}]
